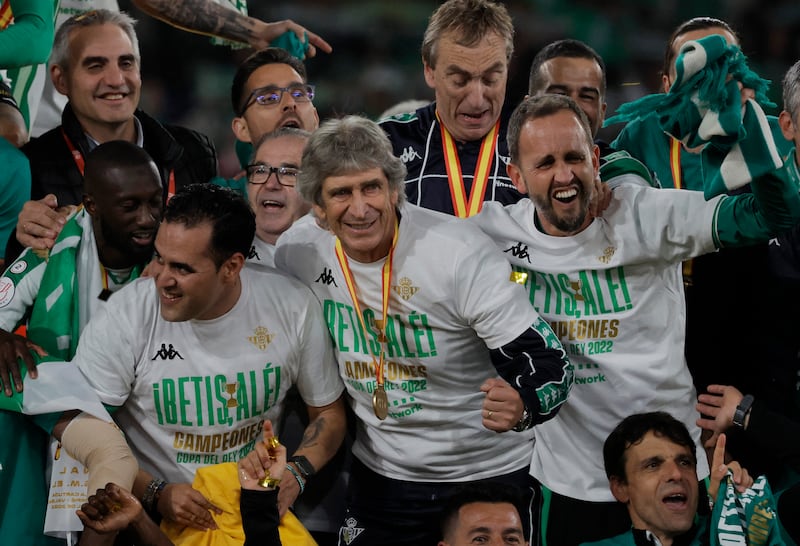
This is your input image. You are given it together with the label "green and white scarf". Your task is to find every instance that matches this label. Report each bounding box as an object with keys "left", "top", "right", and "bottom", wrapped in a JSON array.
[
  {"left": 605, "top": 34, "right": 784, "bottom": 199},
  {"left": 711, "top": 471, "right": 785, "bottom": 545}
]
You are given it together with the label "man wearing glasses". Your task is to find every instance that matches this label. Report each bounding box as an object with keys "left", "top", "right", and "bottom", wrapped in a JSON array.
[
  {"left": 215, "top": 47, "right": 318, "bottom": 199},
  {"left": 243, "top": 127, "right": 310, "bottom": 269}
]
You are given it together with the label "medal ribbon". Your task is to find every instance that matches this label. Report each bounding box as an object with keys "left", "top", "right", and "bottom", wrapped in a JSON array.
[
  {"left": 334, "top": 222, "right": 399, "bottom": 390},
  {"left": 61, "top": 130, "right": 176, "bottom": 200},
  {"left": 436, "top": 111, "right": 499, "bottom": 218},
  {"left": 0, "top": 0, "right": 13, "bottom": 30},
  {"left": 669, "top": 137, "right": 683, "bottom": 189}
]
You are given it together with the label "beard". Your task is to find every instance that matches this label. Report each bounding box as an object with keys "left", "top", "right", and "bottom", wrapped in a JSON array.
[{"left": 531, "top": 183, "right": 591, "bottom": 235}]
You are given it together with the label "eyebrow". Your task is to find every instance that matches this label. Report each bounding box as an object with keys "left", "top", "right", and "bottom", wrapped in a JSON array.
[
  {"left": 444, "top": 61, "right": 506, "bottom": 77},
  {"left": 547, "top": 83, "right": 600, "bottom": 96}
]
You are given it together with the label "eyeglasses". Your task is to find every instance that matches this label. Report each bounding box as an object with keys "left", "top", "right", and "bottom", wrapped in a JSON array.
[
  {"left": 238, "top": 84, "right": 315, "bottom": 116},
  {"left": 246, "top": 163, "right": 301, "bottom": 187}
]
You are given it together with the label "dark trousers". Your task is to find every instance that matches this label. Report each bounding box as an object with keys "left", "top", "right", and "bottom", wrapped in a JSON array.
[
  {"left": 338, "top": 458, "right": 533, "bottom": 546},
  {"left": 531, "top": 479, "right": 631, "bottom": 546}
]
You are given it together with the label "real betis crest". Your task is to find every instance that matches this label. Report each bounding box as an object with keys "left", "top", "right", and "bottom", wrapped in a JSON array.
[
  {"left": 248, "top": 326, "right": 274, "bottom": 350},
  {"left": 392, "top": 277, "right": 419, "bottom": 301}
]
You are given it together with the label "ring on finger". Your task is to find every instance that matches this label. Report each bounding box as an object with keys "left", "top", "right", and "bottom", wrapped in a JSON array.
[{"left": 487, "top": 410, "right": 493, "bottom": 419}]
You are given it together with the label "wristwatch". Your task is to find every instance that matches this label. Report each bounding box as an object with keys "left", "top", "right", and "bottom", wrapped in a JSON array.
[
  {"left": 288, "top": 455, "right": 316, "bottom": 479},
  {"left": 732, "top": 394, "right": 754, "bottom": 428},
  {"left": 512, "top": 406, "right": 533, "bottom": 432}
]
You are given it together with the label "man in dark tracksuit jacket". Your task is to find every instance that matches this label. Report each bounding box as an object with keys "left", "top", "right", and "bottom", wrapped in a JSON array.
[{"left": 23, "top": 103, "right": 217, "bottom": 207}]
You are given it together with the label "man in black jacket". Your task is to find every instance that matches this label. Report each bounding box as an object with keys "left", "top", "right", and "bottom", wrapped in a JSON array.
[{"left": 12, "top": 9, "right": 217, "bottom": 258}]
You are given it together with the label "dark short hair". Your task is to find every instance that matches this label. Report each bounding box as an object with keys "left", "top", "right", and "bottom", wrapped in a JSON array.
[
  {"left": 528, "top": 39, "right": 607, "bottom": 97},
  {"left": 83, "top": 140, "right": 160, "bottom": 196},
  {"left": 663, "top": 17, "right": 738, "bottom": 78},
  {"left": 439, "top": 482, "right": 525, "bottom": 540},
  {"left": 603, "top": 411, "right": 697, "bottom": 483},
  {"left": 162, "top": 183, "right": 254, "bottom": 268},
  {"left": 231, "top": 47, "right": 308, "bottom": 116},
  {"left": 507, "top": 94, "right": 593, "bottom": 163}
]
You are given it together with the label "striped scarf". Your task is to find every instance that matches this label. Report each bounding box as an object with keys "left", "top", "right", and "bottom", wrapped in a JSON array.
[
  {"left": 605, "top": 34, "right": 784, "bottom": 199},
  {"left": 711, "top": 472, "right": 784, "bottom": 545}
]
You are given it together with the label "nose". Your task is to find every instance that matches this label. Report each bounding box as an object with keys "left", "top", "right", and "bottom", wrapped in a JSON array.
[
  {"left": 136, "top": 204, "right": 158, "bottom": 227},
  {"left": 348, "top": 190, "right": 369, "bottom": 217},
  {"left": 264, "top": 168, "right": 283, "bottom": 189},
  {"left": 280, "top": 89, "right": 298, "bottom": 111},
  {"left": 553, "top": 160, "right": 574, "bottom": 184},
  {"left": 153, "top": 265, "right": 175, "bottom": 289},
  {"left": 663, "top": 460, "right": 684, "bottom": 481},
  {"left": 463, "top": 79, "right": 487, "bottom": 107},
  {"left": 104, "top": 64, "right": 126, "bottom": 86}
]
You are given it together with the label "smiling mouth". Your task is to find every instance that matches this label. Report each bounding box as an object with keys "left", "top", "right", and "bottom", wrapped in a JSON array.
[
  {"left": 131, "top": 231, "right": 154, "bottom": 245},
  {"left": 260, "top": 199, "right": 285, "bottom": 209},
  {"left": 344, "top": 219, "right": 376, "bottom": 231},
  {"left": 553, "top": 187, "right": 578, "bottom": 203}
]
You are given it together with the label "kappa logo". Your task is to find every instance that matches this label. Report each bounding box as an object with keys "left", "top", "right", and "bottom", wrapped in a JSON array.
[
  {"left": 340, "top": 517, "right": 365, "bottom": 545},
  {"left": 248, "top": 245, "right": 260, "bottom": 261},
  {"left": 315, "top": 267, "right": 338, "bottom": 287},
  {"left": 151, "top": 343, "right": 184, "bottom": 360},
  {"left": 392, "top": 277, "right": 419, "bottom": 301},
  {"left": 597, "top": 246, "right": 616, "bottom": 264},
  {"left": 503, "top": 242, "right": 531, "bottom": 263},
  {"left": 398, "top": 146, "right": 421, "bottom": 163},
  {"left": 248, "top": 326, "right": 274, "bottom": 350}
]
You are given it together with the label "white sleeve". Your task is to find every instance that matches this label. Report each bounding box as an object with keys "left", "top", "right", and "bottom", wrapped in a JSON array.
[{"left": 0, "top": 250, "right": 46, "bottom": 331}]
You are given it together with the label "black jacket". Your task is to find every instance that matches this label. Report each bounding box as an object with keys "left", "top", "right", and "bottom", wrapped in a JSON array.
[
  {"left": 9, "top": 104, "right": 218, "bottom": 261},
  {"left": 22, "top": 103, "right": 217, "bottom": 205}
]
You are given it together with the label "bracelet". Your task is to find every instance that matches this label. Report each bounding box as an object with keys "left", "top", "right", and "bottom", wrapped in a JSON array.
[
  {"left": 285, "top": 463, "right": 306, "bottom": 494},
  {"left": 142, "top": 478, "right": 167, "bottom": 513}
]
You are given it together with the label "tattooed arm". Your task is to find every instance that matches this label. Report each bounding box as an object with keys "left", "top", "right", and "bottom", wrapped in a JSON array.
[
  {"left": 277, "top": 395, "right": 346, "bottom": 515},
  {"left": 131, "top": 0, "right": 332, "bottom": 56}
]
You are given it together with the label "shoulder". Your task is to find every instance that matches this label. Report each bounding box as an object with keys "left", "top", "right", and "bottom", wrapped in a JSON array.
[
  {"left": 600, "top": 150, "right": 657, "bottom": 188},
  {"left": 402, "top": 204, "right": 500, "bottom": 253},
  {"left": 379, "top": 103, "right": 435, "bottom": 138}
]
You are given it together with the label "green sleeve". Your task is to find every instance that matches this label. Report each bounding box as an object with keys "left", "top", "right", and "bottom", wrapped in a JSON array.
[
  {"left": 209, "top": 174, "right": 247, "bottom": 198},
  {"left": 714, "top": 156, "right": 800, "bottom": 248},
  {"left": 0, "top": 0, "right": 55, "bottom": 67}
]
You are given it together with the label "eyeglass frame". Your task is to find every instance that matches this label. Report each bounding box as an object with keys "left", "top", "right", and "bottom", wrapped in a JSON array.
[
  {"left": 245, "top": 163, "right": 302, "bottom": 187},
  {"left": 237, "top": 84, "right": 316, "bottom": 117}
]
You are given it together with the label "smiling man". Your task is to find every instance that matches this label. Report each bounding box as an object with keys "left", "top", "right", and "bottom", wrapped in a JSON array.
[
  {"left": 468, "top": 94, "right": 800, "bottom": 545},
  {"left": 378, "top": 0, "right": 523, "bottom": 217},
  {"left": 12, "top": 9, "right": 217, "bottom": 258},
  {"left": 276, "top": 115, "right": 572, "bottom": 546},
  {"left": 0, "top": 140, "right": 161, "bottom": 545}
]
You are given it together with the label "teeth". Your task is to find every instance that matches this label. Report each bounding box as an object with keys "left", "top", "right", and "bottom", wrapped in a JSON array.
[
  {"left": 261, "top": 200, "right": 282, "bottom": 207},
  {"left": 554, "top": 188, "right": 577, "bottom": 199},
  {"left": 103, "top": 94, "right": 124, "bottom": 99}
]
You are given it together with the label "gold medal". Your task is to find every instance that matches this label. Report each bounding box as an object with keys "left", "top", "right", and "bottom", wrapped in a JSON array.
[{"left": 372, "top": 385, "right": 389, "bottom": 420}]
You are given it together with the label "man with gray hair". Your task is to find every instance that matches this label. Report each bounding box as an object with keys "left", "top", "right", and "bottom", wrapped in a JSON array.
[
  {"left": 275, "top": 114, "right": 573, "bottom": 546},
  {"left": 378, "top": 0, "right": 523, "bottom": 217},
  {"left": 11, "top": 8, "right": 217, "bottom": 260}
]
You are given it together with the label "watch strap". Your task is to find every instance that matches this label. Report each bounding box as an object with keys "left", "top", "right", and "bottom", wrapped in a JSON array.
[
  {"left": 288, "top": 454, "right": 316, "bottom": 478},
  {"left": 732, "top": 394, "right": 754, "bottom": 428}
]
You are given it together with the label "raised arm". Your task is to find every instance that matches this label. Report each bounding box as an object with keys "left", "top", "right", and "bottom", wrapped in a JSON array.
[{"left": 131, "top": 0, "right": 332, "bottom": 56}]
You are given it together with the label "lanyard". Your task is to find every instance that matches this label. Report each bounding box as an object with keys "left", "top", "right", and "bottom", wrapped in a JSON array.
[
  {"left": 61, "top": 130, "right": 176, "bottom": 200},
  {"left": 0, "top": 0, "right": 12, "bottom": 30},
  {"left": 436, "top": 111, "right": 499, "bottom": 218},
  {"left": 334, "top": 222, "right": 399, "bottom": 390},
  {"left": 98, "top": 262, "right": 140, "bottom": 301}
]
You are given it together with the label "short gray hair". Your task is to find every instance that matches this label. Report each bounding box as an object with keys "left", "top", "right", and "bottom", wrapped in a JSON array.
[
  {"left": 251, "top": 127, "right": 311, "bottom": 162},
  {"left": 51, "top": 9, "right": 140, "bottom": 69},
  {"left": 783, "top": 59, "right": 800, "bottom": 122},
  {"left": 421, "top": 0, "right": 514, "bottom": 69},
  {"left": 297, "top": 115, "right": 406, "bottom": 207}
]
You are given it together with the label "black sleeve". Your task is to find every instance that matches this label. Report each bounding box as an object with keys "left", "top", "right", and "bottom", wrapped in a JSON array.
[
  {"left": 489, "top": 324, "right": 572, "bottom": 425},
  {"left": 240, "top": 488, "right": 281, "bottom": 546}
]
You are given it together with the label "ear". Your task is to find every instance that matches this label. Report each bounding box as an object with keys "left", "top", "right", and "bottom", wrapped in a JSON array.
[
  {"left": 661, "top": 74, "right": 671, "bottom": 94},
  {"left": 592, "top": 143, "right": 601, "bottom": 175},
  {"left": 221, "top": 252, "right": 246, "bottom": 281},
  {"left": 779, "top": 110, "right": 795, "bottom": 142},
  {"left": 52, "top": 64, "right": 69, "bottom": 96},
  {"left": 231, "top": 116, "right": 252, "bottom": 144},
  {"left": 423, "top": 60, "right": 436, "bottom": 90},
  {"left": 83, "top": 193, "right": 96, "bottom": 216},
  {"left": 312, "top": 203, "right": 330, "bottom": 232},
  {"left": 506, "top": 162, "right": 528, "bottom": 196},
  {"left": 609, "top": 476, "right": 630, "bottom": 504},
  {"left": 600, "top": 101, "right": 607, "bottom": 125}
]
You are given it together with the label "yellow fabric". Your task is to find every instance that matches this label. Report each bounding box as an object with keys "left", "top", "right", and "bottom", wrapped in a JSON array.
[{"left": 160, "top": 462, "right": 317, "bottom": 546}]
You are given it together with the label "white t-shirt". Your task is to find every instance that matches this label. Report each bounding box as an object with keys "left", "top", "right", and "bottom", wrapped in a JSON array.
[
  {"left": 276, "top": 204, "right": 568, "bottom": 482},
  {"left": 246, "top": 236, "right": 276, "bottom": 270},
  {"left": 73, "top": 267, "right": 344, "bottom": 483},
  {"left": 470, "top": 184, "right": 718, "bottom": 501}
]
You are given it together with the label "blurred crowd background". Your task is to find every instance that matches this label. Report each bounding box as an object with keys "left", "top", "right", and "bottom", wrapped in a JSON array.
[{"left": 119, "top": 0, "right": 800, "bottom": 178}]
